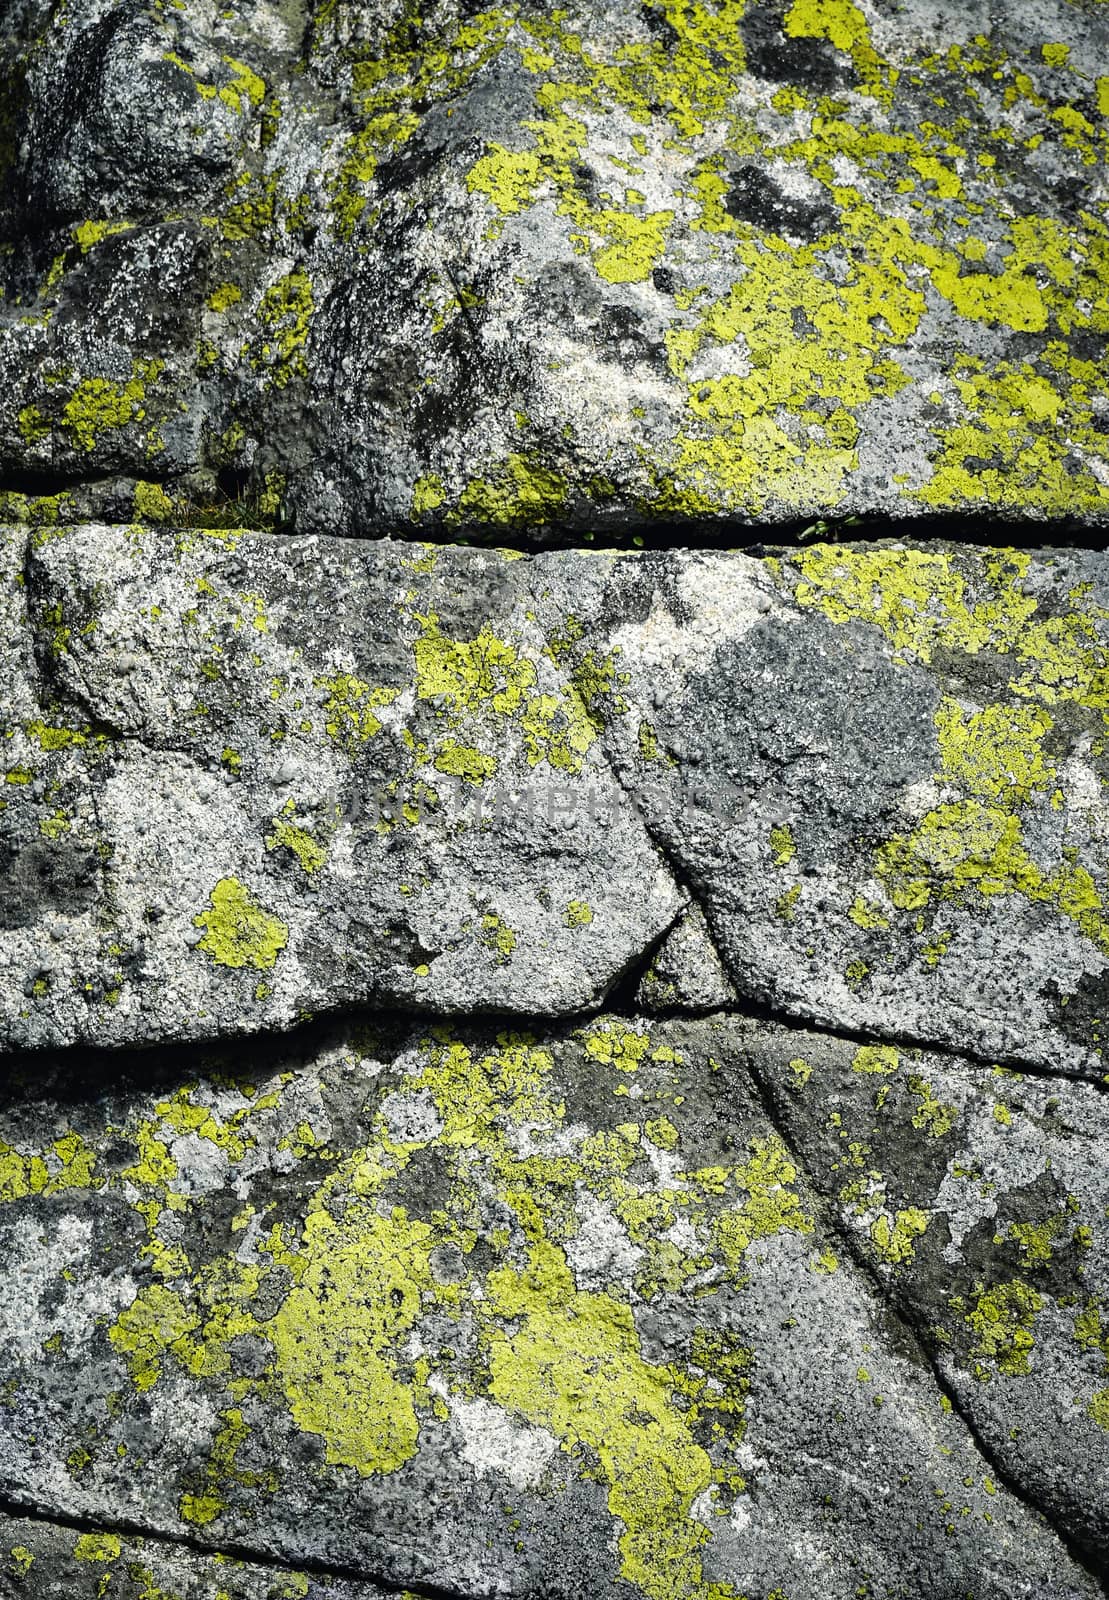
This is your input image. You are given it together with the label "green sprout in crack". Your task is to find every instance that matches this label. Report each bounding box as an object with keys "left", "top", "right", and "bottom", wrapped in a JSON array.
[{"left": 796, "top": 515, "right": 863, "bottom": 545}]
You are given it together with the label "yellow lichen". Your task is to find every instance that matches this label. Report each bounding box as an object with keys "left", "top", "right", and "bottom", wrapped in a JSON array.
[
  {"left": 871, "top": 1207, "right": 930, "bottom": 1264},
  {"left": 193, "top": 878, "right": 289, "bottom": 970}
]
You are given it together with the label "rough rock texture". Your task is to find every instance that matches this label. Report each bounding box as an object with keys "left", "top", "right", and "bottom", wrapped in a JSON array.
[
  {"left": 590, "top": 538, "right": 1109, "bottom": 1078},
  {"left": 4, "top": 525, "right": 1109, "bottom": 1076},
  {"left": 0, "top": 522, "right": 684, "bottom": 1047},
  {"left": 3, "top": 2, "right": 1109, "bottom": 1594},
  {"left": 0, "top": 1015, "right": 1103, "bottom": 1598},
  {"left": 1, "top": 0, "right": 1107, "bottom": 540},
  {"left": 0, "top": 1514, "right": 389, "bottom": 1600},
  {"left": 756, "top": 1029, "right": 1109, "bottom": 1563}
]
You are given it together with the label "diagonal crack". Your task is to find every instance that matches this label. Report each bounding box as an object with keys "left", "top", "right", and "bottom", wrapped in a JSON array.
[
  {"left": 593, "top": 759, "right": 1108, "bottom": 1090},
  {"left": 576, "top": 758, "right": 1109, "bottom": 1578},
  {"left": 731, "top": 1036, "right": 1109, "bottom": 1594},
  {"left": 0, "top": 991, "right": 1107, "bottom": 1589},
  {"left": 0, "top": 1491, "right": 483, "bottom": 1600}
]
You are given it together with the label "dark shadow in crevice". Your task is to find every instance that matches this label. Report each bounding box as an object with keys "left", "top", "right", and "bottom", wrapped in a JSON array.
[
  {"left": 399, "top": 508, "right": 1109, "bottom": 558},
  {"left": 0, "top": 1490, "right": 478, "bottom": 1600},
  {"left": 0, "top": 465, "right": 177, "bottom": 497}
]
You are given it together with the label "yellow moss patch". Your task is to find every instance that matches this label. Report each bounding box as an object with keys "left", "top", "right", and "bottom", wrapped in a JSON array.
[
  {"left": 871, "top": 1207, "right": 929, "bottom": 1264},
  {"left": 852, "top": 1045, "right": 899, "bottom": 1075},
  {"left": 73, "top": 1534, "right": 121, "bottom": 1562},
  {"left": 268, "top": 1202, "right": 434, "bottom": 1474},
  {"left": 194, "top": 878, "right": 289, "bottom": 970}
]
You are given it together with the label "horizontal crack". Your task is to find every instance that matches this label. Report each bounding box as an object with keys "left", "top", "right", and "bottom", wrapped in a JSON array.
[
  {"left": 0, "top": 1491, "right": 482, "bottom": 1600},
  {"left": 1, "top": 495, "right": 1108, "bottom": 554},
  {"left": 721, "top": 986, "right": 1109, "bottom": 1092},
  {"left": 0, "top": 988, "right": 1103, "bottom": 1100},
  {"left": 599, "top": 766, "right": 1108, "bottom": 1093},
  {"left": 0, "top": 467, "right": 179, "bottom": 498}
]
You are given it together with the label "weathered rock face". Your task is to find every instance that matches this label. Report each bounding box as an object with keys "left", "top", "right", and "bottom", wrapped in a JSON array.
[
  {"left": 3, "top": 2, "right": 1109, "bottom": 1594},
  {"left": 0, "top": 1514, "right": 389, "bottom": 1600},
  {"left": 594, "top": 539, "right": 1109, "bottom": 1077},
  {"left": 4, "top": 525, "right": 1108, "bottom": 1075},
  {"left": 0, "top": 1015, "right": 1104, "bottom": 1598},
  {"left": 1, "top": 0, "right": 1107, "bottom": 539},
  {"left": 757, "top": 1030, "right": 1109, "bottom": 1563},
  {"left": 1, "top": 522, "right": 685, "bottom": 1047}
]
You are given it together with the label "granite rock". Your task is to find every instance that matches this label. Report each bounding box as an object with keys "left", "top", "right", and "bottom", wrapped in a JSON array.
[
  {"left": 749, "top": 1023, "right": 1109, "bottom": 1565},
  {"left": 0, "top": 1014, "right": 1100, "bottom": 1598},
  {"left": 1, "top": 0, "right": 1107, "bottom": 540},
  {"left": 5, "top": 526, "right": 1108, "bottom": 1079},
  {"left": 0, "top": 1515, "right": 389, "bottom": 1600},
  {"left": 580, "top": 540, "right": 1109, "bottom": 1078},
  {"left": 0, "top": 522, "right": 682, "bottom": 1049}
]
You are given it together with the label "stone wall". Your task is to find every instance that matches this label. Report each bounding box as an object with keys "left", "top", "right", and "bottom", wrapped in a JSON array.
[{"left": 1, "top": 4, "right": 1107, "bottom": 1598}]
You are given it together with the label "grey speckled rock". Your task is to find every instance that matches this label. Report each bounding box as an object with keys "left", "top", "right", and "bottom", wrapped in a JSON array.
[
  {"left": 579, "top": 540, "right": 1109, "bottom": 1078},
  {"left": 0, "top": 1515, "right": 389, "bottom": 1600},
  {"left": 1, "top": 0, "right": 1107, "bottom": 539},
  {"left": 0, "top": 1014, "right": 1100, "bottom": 1599},
  {"left": 5, "top": 526, "right": 1109, "bottom": 1073},
  {"left": 753, "top": 1027, "right": 1109, "bottom": 1566},
  {"left": 635, "top": 905, "right": 739, "bottom": 1013},
  {"left": 0, "top": 522, "right": 682, "bottom": 1049}
]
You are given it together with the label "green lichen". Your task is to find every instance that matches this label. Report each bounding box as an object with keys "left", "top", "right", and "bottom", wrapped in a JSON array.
[
  {"left": 266, "top": 808, "right": 328, "bottom": 874},
  {"left": 852, "top": 1045, "right": 899, "bottom": 1075},
  {"left": 87, "top": 1021, "right": 838, "bottom": 1597},
  {"left": 0, "top": 1132, "right": 99, "bottom": 1205},
  {"left": 316, "top": 673, "right": 398, "bottom": 751},
  {"left": 433, "top": 740, "right": 497, "bottom": 784},
  {"left": 56, "top": 359, "right": 164, "bottom": 453},
  {"left": 453, "top": 454, "right": 570, "bottom": 529},
  {"left": 133, "top": 482, "right": 176, "bottom": 523},
  {"left": 193, "top": 878, "right": 289, "bottom": 970},
  {"left": 411, "top": 475, "right": 446, "bottom": 516},
  {"left": 769, "top": 824, "right": 795, "bottom": 867},
  {"left": 871, "top": 1207, "right": 930, "bottom": 1264},
  {"left": 250, "top": 269, "right": 315, "bottom": 389},
  {"left": 962, "top": 1279, "right": 1043, "bottom": 1378},
  {"left": 207, "top": 283, "right": 242, "bottom": 313},
  {"left": 73, "top": 219, "right": 131, "bottom": 253},
  {"left": 907, "top": 1076, "right": 958, "bottom": 1139},
  {"left": 73, "top": 1534, "right": 121, "bottom": 1562},
  {"left": 934, "top": 699, "right": 1058, "bottom": 806},
  {"left": 481, "top": 912, "right": 517, "bottom": 962},
  {"left": 414, "top": 616, "right": 612, "bottom": 777}
]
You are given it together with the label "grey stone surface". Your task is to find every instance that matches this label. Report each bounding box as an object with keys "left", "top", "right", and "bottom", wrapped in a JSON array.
[
  {"left": 635, "top": 906, "right": 739, "bottom": 1013},
  {"left": 749, "top": 1024, "right": 1109, "bottom": 1566},
  {"left": 4, "top": 525, "right": 1109, "bottom": 1079},
  {"left": 581, "top": 540, "right": 1109, "bottom": 1078},
  {"left": 2, "top": 3, "right": 1109, "bottom": 1594},
  {"left": 1, "top": 0, "right": 1107, "bottom": 539},
  {"left": 0, "top": 522, "right": 682, "bottom": 1049},
  {"left": 0, "top": 1514, "right": 388, "bottom": 1600},
  {"left": 0, "top": 1014, "right": 1101, "bottom": 1598}
]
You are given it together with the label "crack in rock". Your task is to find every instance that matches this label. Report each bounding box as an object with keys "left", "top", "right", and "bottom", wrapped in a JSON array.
[{"left": 0, "top": 1010, "right": 1104, "bottom": 1599}]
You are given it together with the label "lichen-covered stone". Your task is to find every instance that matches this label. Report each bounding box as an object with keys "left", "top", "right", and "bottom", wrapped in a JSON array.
[
  {"left": 750, "top": 1025, "right": 1109, "bottom": 1565},
  {"left": 581, "top": 540, "right": 1109, "bottom": 1077},
  {"left": 0, "top": 1014, "right": 1100, "bottom": 1598},
  {"left": 5, "top": 526, "right": 1109, "bottom": 1073},
  {"left": 0, "top": 1515, "right": 388, "bottom": 1600},
  {"left": 0, "top": 522, "right": 681, "bottom": 1048},
  {"left": 1, "top": 0, "right": 1107, "bottom": 540}
]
